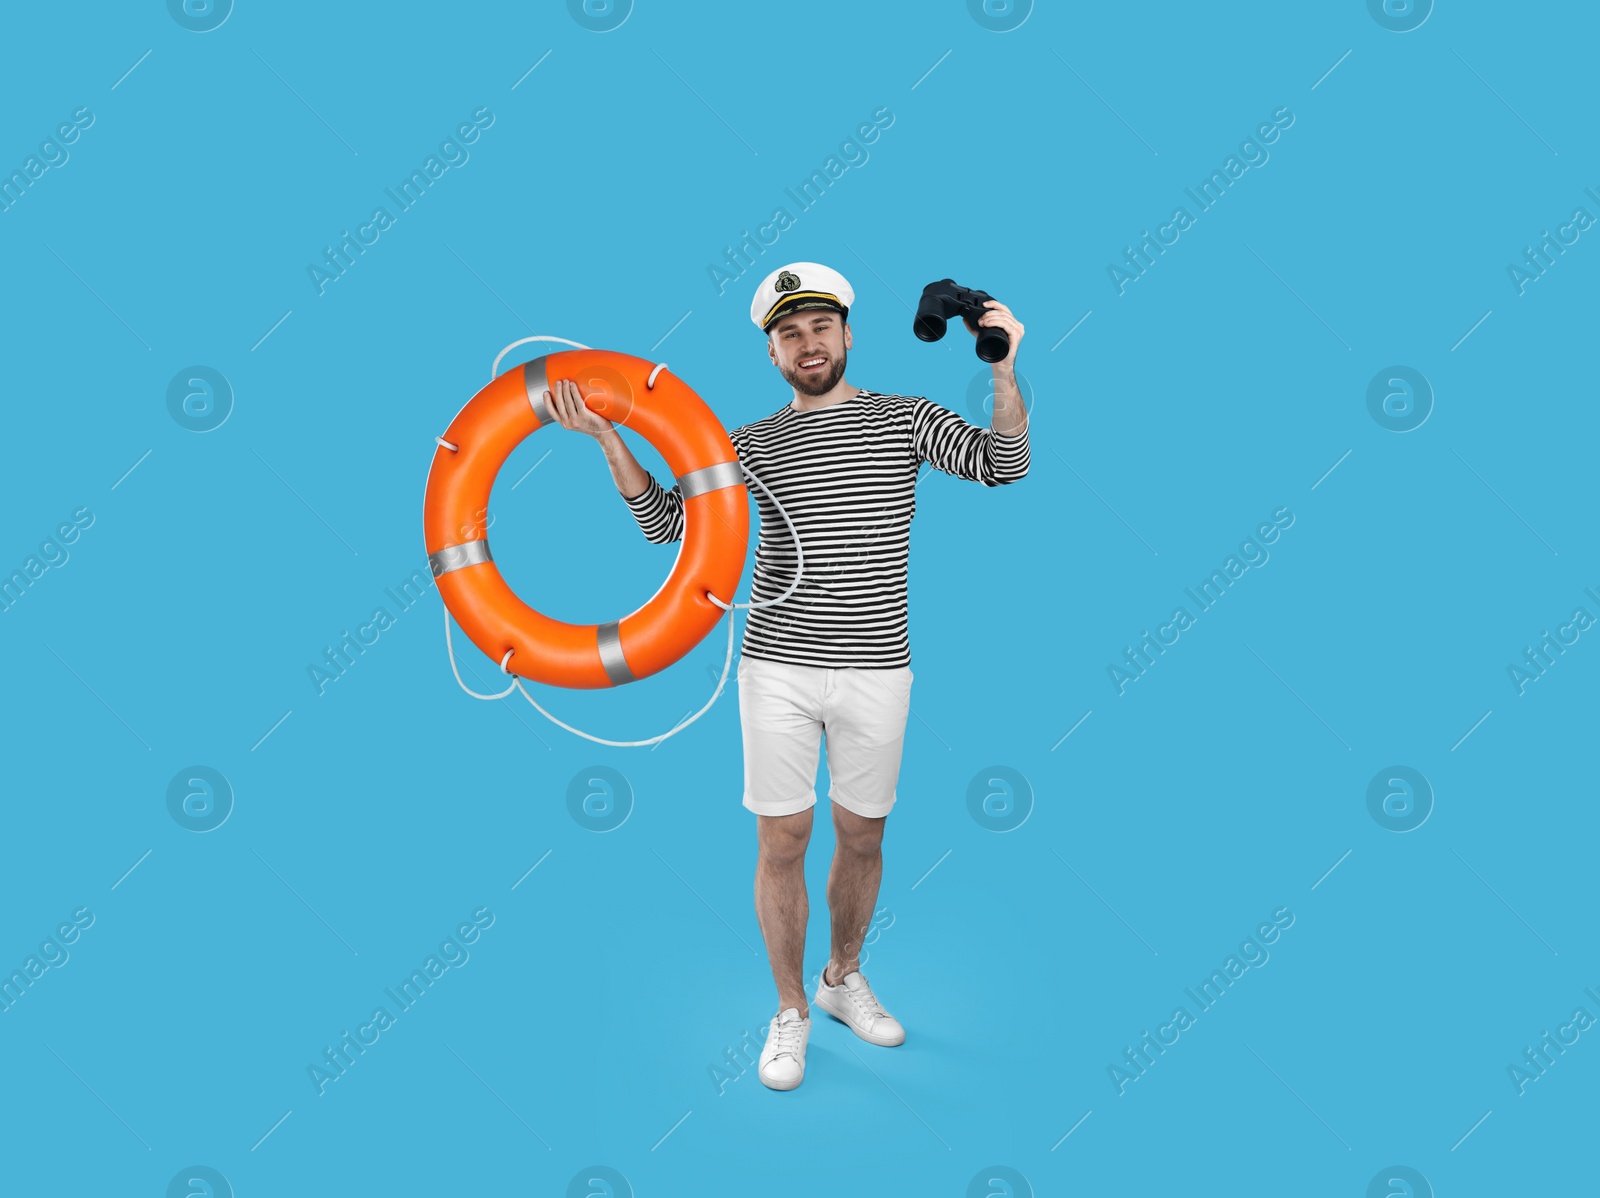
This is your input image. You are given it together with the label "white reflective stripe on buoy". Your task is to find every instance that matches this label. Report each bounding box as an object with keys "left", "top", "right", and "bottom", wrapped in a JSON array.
[
  {"left": 523, "top": 357, "right": 551, "bottom": 425},
  {"left": 429, "top": 539, "right": 493, "bottom": 577},
  {"left": 597, "top": 620, "right": 635, "bottom": 685},
  {"left": 677, "top": 459, "right": 744, "bottom": 498}
]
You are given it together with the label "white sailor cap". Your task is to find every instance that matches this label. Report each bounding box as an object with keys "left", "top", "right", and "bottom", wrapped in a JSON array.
[{"left": 750, "top": 261, "right": 854, "bottom": 332}]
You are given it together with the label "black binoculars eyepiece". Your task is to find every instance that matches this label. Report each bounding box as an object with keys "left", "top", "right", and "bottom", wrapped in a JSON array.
[{"left": 913, "top": 278, "right": 1009, "bottom": 363}]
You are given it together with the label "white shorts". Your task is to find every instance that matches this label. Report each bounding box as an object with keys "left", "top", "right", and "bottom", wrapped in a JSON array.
[{"left": 736, "top": 654, "right": 914, "bottom": 819}]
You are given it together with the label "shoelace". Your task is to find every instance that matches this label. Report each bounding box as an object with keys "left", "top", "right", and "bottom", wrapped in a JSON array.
[
  {"left": 844, "top": 980, "right": 887, "bottom": 1021},
  {"left": 768, "top": 1016, "right": 805, "bottom": 1059}
]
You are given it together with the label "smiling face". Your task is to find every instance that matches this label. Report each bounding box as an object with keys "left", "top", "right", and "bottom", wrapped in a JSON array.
[{"left": 767, "top": 308, "right": 851, "bottom": 397}]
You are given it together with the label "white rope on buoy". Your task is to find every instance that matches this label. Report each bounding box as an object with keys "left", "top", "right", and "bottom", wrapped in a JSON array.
[
  {"left": 490, "top": 334, "right": 592, "bottom": 379},
  {"left": 441, "top": 606, "right": 517, "bottom": 700}
]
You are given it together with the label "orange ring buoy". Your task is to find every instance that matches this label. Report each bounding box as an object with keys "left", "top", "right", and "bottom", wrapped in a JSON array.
[{"left": 423, "top": 350, "right": 749, "bottom": 690}]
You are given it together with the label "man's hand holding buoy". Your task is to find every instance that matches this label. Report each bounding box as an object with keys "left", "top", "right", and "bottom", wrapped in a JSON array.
[
  {"left": 545, "top": 378, "right": 616, "bottom": 438},
  {"left": 547, "top": 377, "right": 654, "bottom": 500}
]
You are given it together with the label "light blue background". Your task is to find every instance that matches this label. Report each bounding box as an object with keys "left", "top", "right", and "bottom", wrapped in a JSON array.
[{"left": 1, "top": 2, "right": 1595, "bottom": 1194}]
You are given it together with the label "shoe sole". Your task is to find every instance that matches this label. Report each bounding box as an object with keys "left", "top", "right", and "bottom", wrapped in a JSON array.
[{"left": 814, "top": 990, "right": 905, "bottom": 1046}]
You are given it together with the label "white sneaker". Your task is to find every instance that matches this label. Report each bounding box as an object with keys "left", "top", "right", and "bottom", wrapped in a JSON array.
[
  {"left": 814, "top": 969, "right": 905, "bottom": 1046},
  {"left": 758, "top": 1007, "right": 811, "bottom": 1090}
]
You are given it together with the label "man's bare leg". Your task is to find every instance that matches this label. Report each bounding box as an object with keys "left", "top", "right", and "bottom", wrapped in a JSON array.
[
  {"left": 822, "top": 802, "right": 886, "bottom": 987},
  {"left": 755, "top": 807, "right": 815, "bottom": 1018}
]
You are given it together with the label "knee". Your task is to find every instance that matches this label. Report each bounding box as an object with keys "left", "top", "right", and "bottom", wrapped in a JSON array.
[
  {"left": 835, "top": 820, "right": 884, "bottom": 858},
  {"left": 757, "top": 814, "right": 812, "bottom": 868}
]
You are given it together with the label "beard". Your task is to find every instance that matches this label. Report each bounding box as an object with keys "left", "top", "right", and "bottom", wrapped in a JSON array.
[{"left": 779, "top": 348, "right": 847, "bottom": 397}]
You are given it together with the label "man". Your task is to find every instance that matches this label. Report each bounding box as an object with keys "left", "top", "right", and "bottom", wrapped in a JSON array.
[{"left": 543, "top": 261, "right": 1029, "bottom": 1090}]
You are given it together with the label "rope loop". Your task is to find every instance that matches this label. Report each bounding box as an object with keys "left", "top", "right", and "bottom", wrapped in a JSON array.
[
  {"left": 491, "top": 334, "right": 592, "bottom": 379},
  {"left": 441, "top": 607, "right": 518, "bottom": 700}
]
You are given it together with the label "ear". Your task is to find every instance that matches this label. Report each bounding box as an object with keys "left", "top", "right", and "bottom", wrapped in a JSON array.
[
  {"left": 843, "top": 322, "right": 852, "bottom": 350},
  {"left": 767, "top": 337, "right": 778, "bottom": 366}
]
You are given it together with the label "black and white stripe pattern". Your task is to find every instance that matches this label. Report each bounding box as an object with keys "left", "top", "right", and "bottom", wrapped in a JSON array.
[{"left": 622, "top": 390, "right": 1029, "bottom": 668}]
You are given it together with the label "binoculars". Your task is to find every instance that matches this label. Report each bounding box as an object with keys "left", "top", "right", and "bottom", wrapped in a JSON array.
[{"left": 913, "top": 278, "right": 1009, "bottom": 363}]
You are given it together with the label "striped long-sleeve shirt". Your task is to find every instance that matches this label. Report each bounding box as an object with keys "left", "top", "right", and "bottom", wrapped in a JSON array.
[{"left": 621, "top": 388, "right": 1029, "bottom": 668}]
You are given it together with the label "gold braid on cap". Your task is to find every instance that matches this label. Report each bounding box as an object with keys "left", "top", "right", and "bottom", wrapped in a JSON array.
[{"left": 761, "top": 291, "right": 846, "bottom": 329}]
